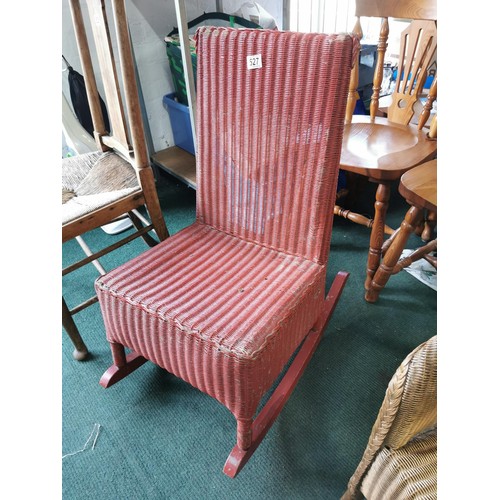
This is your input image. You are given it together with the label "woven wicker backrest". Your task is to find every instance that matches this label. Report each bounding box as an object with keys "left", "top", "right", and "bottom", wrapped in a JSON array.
[
  {"left": 195, "top": 27, "right": 355, "bottom": 265},
  {"left": 384, "top": 335, "right": 437, "bottom": 449}
]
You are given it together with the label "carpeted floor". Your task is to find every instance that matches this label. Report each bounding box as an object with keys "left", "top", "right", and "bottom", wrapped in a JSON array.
[{"left": 62, "top": 169, "right": 436, "bottom": 499}]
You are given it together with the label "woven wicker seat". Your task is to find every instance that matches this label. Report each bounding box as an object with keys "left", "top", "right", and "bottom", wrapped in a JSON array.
[
  {"left": 62, "top": 151, "right": 140, "bottom": 225},
  {"left": 342, "top": 336, "right": 437, "bottom": 500},
  {"left": 96, "top": 26, "right": 356, "bottom": 476},
  {"left": 98, "top": 222, "right": 325, "bottom": 416}
]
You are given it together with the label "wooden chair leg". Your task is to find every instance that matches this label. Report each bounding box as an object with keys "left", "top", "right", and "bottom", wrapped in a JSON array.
[
  {"left": 365, "top": 206, "right": 423, "bottom": 303},
  {"left": 236, "top": 418, "right": 253, "bottom": 450},
  {"left": 62, "top": 297, "right": 89, "bottom": 361},
  {"left": 421, "top": 210, "right": 437, "bottom": 242},
  {"left": 223, "top": 271, "right": 349, "bottom": 478},
  {"left": 381, "top": 226, "right": 401, "bottom": 255},
  {"left": 128, "top": 210, "right": 158, "bottom": 248},
  {"left": 138, "top": 168, "right": 169, "bottom": 242},
  {"left": 334, "top": 205, "right": 394, "bottom": 236},
  {"left": 364, "top": 182, "right": 391, "bottom": 291},
  {"left": 393, "top": 238, "right": 437, "bottom": 273},
  {"left": 99, "top": 342, "right": 148, "bottom": 388}
]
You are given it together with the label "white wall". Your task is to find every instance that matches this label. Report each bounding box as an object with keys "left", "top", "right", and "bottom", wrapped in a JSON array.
[
  {"left": 62, "top": 0, "right": 176, "bottom": 154},
  {"left": 62, "top": 0, "right": 282, "bottom": 156}
]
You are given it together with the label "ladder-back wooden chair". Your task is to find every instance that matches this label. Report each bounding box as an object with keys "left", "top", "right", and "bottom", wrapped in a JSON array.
[
  {"left": 335, "top": 0, "right": 437, "bottom": 301},
  {"left": 342, "top": 335, "right": 437, "bottom": 499},
  {"left": 95, "top": 26, "right": 357, "bottom": 477},
  {"left": 63, "top": 0, "right": 169, "bottom": 360}
]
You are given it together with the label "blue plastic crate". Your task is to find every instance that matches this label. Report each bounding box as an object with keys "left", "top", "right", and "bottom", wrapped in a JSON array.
[{"left": 163, "top": 93, "right": 195, "bottom": 155}]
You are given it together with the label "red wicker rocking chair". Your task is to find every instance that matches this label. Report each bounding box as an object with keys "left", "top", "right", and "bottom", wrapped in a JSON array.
[{"left": 96, "top": 26, "right": 357, "bottom": 477}]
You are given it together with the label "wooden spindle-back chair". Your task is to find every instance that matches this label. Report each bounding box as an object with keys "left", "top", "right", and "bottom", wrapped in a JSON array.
[{"left": 335, "top": 0, "right": 438, "bottom": 301}]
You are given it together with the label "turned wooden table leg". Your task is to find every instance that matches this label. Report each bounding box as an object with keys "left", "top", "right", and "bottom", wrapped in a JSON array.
[
  {"left": 364, "top": 182, "right": 391, "bottom": 291},
  {"left": 365, "top": 205, "right": 423, "bottom": 302}
]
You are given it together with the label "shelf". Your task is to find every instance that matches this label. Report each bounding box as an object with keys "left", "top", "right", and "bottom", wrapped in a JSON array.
[{"left": 152, "top": 146, "right": 196, "bottom": 189}]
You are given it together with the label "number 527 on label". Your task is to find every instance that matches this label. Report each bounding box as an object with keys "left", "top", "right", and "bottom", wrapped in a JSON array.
[{"left": 247, "top": 54, "right": 262, "bottom": 69}]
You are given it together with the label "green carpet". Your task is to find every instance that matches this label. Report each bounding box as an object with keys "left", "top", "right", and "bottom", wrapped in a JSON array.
[{"left": 62, "top": 170, "right": 436, "bottom": 499}]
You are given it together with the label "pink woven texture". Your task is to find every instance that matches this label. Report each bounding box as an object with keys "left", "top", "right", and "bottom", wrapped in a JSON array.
[
  {"left": 97, "top": 222, "right": 325, "bottom": 418},
  {"left": 96, "top": 28, "right": 353, "bottom": 427},
  {"left": 195, "top": 27, "right": 354, "bottom": 264}
]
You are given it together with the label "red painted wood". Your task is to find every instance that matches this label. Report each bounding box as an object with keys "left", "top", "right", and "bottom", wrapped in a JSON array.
[
  {"left": 223, "top": 271, "right": 349, "bottom": 478},
  {"left": 99, "top": 351, "right": 148, "bottom": 388}
]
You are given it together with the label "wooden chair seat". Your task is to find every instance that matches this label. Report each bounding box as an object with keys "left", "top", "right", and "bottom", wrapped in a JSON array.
[
  {"left": 399, "top": 159, "right": 437, "bottom": 211},
  {"left": 341, "top": 116, "right": 436, "bottom": 179}
]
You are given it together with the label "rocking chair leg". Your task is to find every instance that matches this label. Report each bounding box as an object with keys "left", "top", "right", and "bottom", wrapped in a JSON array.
[
  {"left": 99, "top": 342, "right": 148, "bottom": 388},
  {"left": 237, "top": 418, "right": 253, "bottom": 450},
  {"left": 223, "top": 271, "right": 349, "bottom": 478}
]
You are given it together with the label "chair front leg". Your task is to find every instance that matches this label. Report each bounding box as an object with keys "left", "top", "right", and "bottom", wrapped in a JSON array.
[
  {"left": 365, "top": 205, "right": 423, "bottom": 302},
  {"left": 100, "top": 341, "right": 148, "bottom": 388},
  {"left": 421, "top": 210, "right": 437, "bottom": 242},
  {"left": 62, "top": 297, "right": 89, "bottom": 360},
  {"left": 237, "top": 418, "right": 253, "bottom": 450},
  {"left": 365, "top": 182, "right": 391, "bottom": 290}
]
